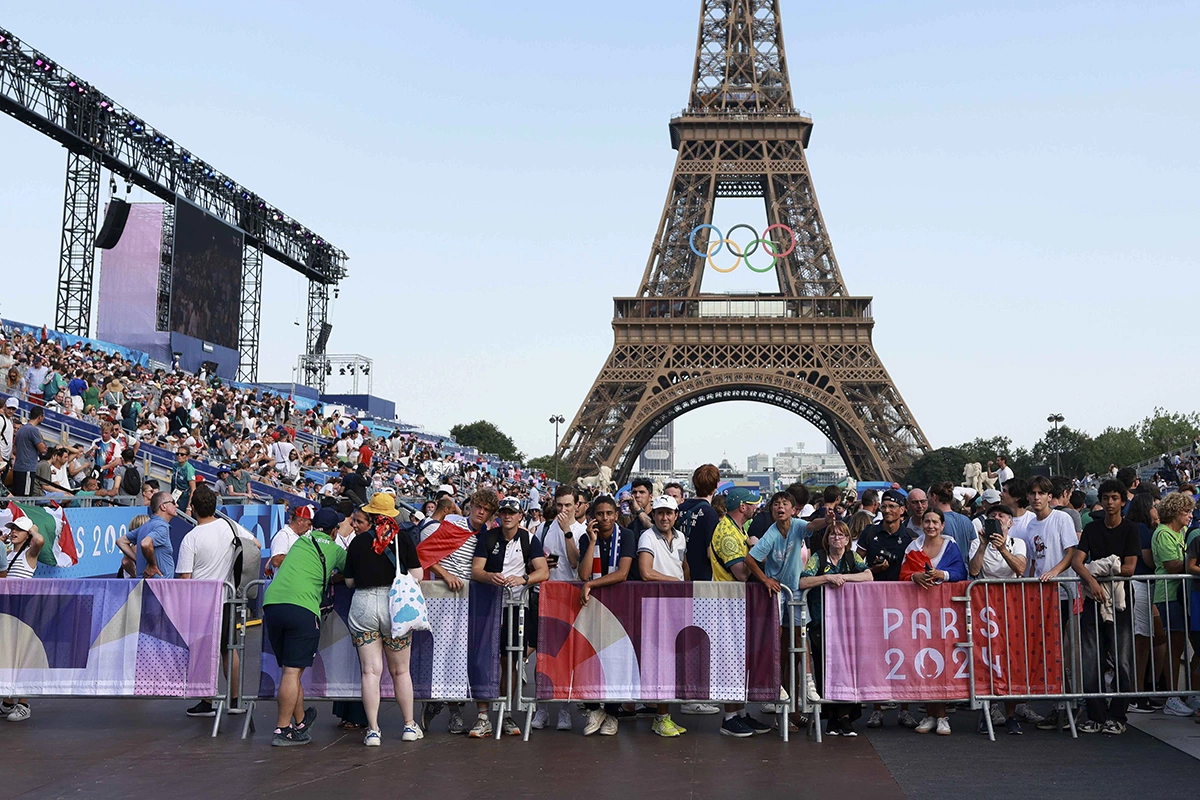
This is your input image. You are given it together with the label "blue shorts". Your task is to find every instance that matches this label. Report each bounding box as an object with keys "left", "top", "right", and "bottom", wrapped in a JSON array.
[
  {"left": 264, "top": 603, "right": 321, "bottom": 668},
  {"left": 1155, "top": 600, "right": 1187, "bottom": 632}
]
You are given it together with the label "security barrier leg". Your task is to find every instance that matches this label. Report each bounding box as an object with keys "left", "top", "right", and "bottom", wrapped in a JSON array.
[
  {"left": 241, "top": 579, "right": 267, "bottom": 739},
  {"left": 211, "top": 582, "right": 236, "bottom": 738}
]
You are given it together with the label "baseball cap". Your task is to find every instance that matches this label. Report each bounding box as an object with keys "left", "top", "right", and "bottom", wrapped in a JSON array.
[
  {"left": 981, "top": 488, "right": 1002, "bottom": 504},
  {"left": 217, "top": 465, "right": 231, "bottom": 474},
  {"left": 6, "top": 516, "right": 33, "bottom": 532},
  {"left": 436, "top": 484, "right": 455, "bottom": 496},
  {"left": 987, "top": 504, "right": 1015, "bottom": 519},
  {"left": 498, "top": 497, "right": 522, "bottom": 514},
  {"left": 651, "top": 495, "right": 678, "bottom": 511},
  {"left": 292, "top": 504, "right": 314, "bottom": 520},
  {"left": 725, "top": 487, "right": 762, "bottom": 507},
  {"left": 4, "top": 397, "right": 18, "bottom": 409},
  {"left": 881, "top": 489, "right": 906, "bottom": 506},
  {"left": 312, "top": 506, "right": 344, "bottom": 531}
]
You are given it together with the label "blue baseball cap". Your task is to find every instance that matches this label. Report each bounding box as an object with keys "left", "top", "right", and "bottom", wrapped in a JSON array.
[{"left": 725, "top": 487, "right": 762, "bottom": 507}]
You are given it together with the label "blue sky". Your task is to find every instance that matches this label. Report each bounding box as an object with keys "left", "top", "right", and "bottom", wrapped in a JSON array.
[{"left": 1, "top": 1, "right": 1197, "bottom": 469}]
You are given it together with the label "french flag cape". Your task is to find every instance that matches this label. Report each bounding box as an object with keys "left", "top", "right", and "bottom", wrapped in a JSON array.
[{"left": 416, "top": 518, "right": 478, "bottom": 569}]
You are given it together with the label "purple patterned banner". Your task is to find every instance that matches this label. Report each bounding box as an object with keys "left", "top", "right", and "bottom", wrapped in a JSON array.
[
  {"left": 258, "top": 581, "right": 502, "bottom": 701},
  {"left": 536, "top": 581, "right": 780, "bottom": 702},
  {"left": 0, "top": 579, "right": 223, "bottom": 696}
]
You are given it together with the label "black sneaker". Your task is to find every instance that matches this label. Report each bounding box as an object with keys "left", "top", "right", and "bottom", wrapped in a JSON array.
[
  {"left": 612, "top": 706, "right": 639, "bottom": 719},
  {"left": 1128, "top": 700, "right": 1156, "bottom": 714},
  {"left": 720, "top": 715, "right": 755, "bottom": 738},
  {"left": 1035, "top": 710, "right": 1059, "bottom": 731},
  {"left": 1005, "top": 717, "right": 1023, "bottom": 735},
  {"left": 422, "top": 702, "right": 444, "bottom": 731},
  {"left": 837, "top": 717, "right": 857, "bottom": 737},
  {"left": 296, "top": 706, "right": 317, "bottom": 732},
  {"left": 186, "top": 700, "right": 216, "bottom": 718},
  {"left": 271, "top": 725, "right": 312, "bottom": 747},
  {"left": 1077, "top": 720, "right": 1102, "bottom": 734},
  {"left": 634, "top": 705, "right": 657, "bottom": 718},
  {"left": 742, "top": 715, "right": 772, "bottom": 735}
]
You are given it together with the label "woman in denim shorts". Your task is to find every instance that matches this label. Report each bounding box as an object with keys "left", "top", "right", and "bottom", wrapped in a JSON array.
[{"left": 343, "top": 494, "right": 424, "bottom": 745}]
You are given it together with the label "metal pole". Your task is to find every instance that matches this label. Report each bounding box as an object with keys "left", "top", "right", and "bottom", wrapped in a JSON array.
[{"left": 549, "top": 415, "right": 564, "bottom": 481}]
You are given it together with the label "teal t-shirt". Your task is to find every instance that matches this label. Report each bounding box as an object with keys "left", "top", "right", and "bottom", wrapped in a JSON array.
[
  {"left": 263, "top": 532, "right": 347, "bottom": 616},
  {"left": 748, "top": 519, "right": 809, "bottom": 591}
]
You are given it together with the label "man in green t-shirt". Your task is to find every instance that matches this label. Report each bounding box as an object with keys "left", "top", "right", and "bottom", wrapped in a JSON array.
[{"left": 263, "top": 526, "right": 346, "bottom": 747}]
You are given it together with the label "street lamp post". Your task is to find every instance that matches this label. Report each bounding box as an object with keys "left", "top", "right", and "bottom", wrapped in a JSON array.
[
  {"left": 549, "top": 415, "right": 565, "bottom": 482},
  {"left": 1047, "top": 413, "right": 1065, "bottom": 476}
]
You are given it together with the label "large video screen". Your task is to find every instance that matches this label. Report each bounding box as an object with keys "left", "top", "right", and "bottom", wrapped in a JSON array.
[{"left": 169, "top": 199, "right": 244, "bottom": 350}]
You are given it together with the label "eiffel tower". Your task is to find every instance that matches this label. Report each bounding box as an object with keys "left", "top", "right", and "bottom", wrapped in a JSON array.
[{"left": 559, "top": 0, "right": 930, "bottom": 484}]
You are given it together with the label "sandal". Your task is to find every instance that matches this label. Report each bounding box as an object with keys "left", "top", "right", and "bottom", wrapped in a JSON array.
[{"left": 337, "top": 720, "right": 366, "bottom": 730}]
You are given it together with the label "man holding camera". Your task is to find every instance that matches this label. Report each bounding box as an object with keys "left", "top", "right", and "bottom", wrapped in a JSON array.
[{"left": 967, "top": 504, "right": 1028, "bottom": 734}]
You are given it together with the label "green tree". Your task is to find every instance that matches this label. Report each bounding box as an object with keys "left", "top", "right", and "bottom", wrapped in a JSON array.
[
  {"left": 902, "top": 446, "right": 967, "bottom": 489},
  {"left": 1137, "top": 407, "right": 1200, "bottom": 459},
  {"left": 958, "top": 436, "right": 1015, "bottom": 466},
  {"left": 525, "top": 454, "right": 576, "bottom": 484},
  {"left": 450, "top": 420, "right": 524, "bottom": 461},
  {"left": 1088, "top": 426, "right": 1144, "bottom": 474},
  {"left": 1031, "top": 425, "right": 1094, "bottom": 478}
]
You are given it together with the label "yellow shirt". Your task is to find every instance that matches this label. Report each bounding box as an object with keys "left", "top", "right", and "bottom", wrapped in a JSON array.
[{"left": 709, "top": 515, "right": 748, "bottom": 582}]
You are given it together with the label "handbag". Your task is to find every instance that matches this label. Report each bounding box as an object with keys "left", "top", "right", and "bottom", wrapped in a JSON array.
[{"left": 385, "top": 535, "right": 430, "bottom": 639}]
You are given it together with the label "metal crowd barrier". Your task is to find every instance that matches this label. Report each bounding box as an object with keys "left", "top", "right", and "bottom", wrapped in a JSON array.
[
  {"left": 969, "top": 574, "right": 1196, "bottom": 741},
  {"left": 501, "top": 590, "right": 534, "bottom": 741},
  {"left": 786, "top": 574, "right": 1197, "bottom": 743}
]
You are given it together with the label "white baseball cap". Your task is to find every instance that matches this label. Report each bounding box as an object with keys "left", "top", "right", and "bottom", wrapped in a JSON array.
[
  {"left": 4, "top": 397, "right": 18, "bottom": 409},
  {"left": 651, "top": 494, "right": 678, "bottom": 511},
  {"left": 6, "top": 516, "right": 33, "bottom": 532}
]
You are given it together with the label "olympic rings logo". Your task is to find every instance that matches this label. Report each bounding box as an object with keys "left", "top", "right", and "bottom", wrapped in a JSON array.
[{"left": 688, "top": 223, "right": 797, "bottom": 273}]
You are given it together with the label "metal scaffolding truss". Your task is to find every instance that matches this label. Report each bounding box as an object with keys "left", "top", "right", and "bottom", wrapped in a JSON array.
[
  {"left": 297, "top": 353, "right": 373, "bottom": 397},
  {"left": 0, "top": 26, "right": 346, "bottom": 375}
]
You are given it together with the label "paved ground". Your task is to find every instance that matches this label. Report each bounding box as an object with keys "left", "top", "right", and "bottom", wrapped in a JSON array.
[{"left": 3, "top": 700, "right": 1198, "bottom": 800}]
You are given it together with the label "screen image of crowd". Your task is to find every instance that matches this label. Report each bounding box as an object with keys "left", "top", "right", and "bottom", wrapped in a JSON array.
[
  {"left": 1, "top": 322, "right": 1199, "bottom": 747},
  {"left": 168, "top": 200, "right": 244, "bottom": 351}
]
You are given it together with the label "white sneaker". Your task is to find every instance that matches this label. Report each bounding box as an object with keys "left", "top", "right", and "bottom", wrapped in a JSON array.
[
  {"left": 680, "top": 703, "right": 720, "bottom": 715},
  {"left": 915, "top": 715, "right": 936, "bottom": 733},
  {"left": 599, "top": 713, "right": 618, "bottom": 736},
  {"left": 936, "top": 717, "right": 951, "bottom": 736},
  {"left": 363, "top": 729, "right": 381, "bottom": 747},
  {"left": 6, "top": 703, "right": 30, "bottom": 722},
  {"left": 556, "top": 707, "right": 573, "bottom": 731},
  {"left": 805, "top": 674, "right": 820, "bottom": 703},
  {"left": 531, "top": 706, "right": 549, "bottom": 730},
  {"left": 402, "top": 722, "right": 424, "bottom": 742},
  {"left": 1185, "top": 695, "right": 1200, "bottom": 712},
  {"left": 583, "top": 708, "right": 606, "bottom": 736},
  {"left": 1164, "top": 697, "right": 1194, "bottom": 717}
]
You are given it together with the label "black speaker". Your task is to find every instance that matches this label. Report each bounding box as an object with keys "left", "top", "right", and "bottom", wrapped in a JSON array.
[
  {"left": 95, "top": 199, "right": 131, "bottom": 249},
  {"left": 314, "top": 322, "right": 332, "bottom": 354}
]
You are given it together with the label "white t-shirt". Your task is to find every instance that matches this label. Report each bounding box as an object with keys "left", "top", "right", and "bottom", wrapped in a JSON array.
[
  {"left": 996, "top": 466, "right": 1014, "bottom": 487},
  {"left": 500, "top": 537, "right": 531, "bottom": 602},
  {"left": 1026, "top": 509, "right": 1078, "bottom": 599},
  {"left": 270, "top": 525, "right": 301, "bottom": 559},
  {"left": 540, "top": 518, "right": 586, "bottom": 582},
  {"left": 177, "top": 518, "right": 249, "bottom": 580},
  {"left": 637, "top": 528, "right": 687, "bottom": 581},
  {"left": 968, "top": 535, "right": 1028, "bottom": 579},
  {"left": 1007, "top": 511, "right": 1036, "bottom": 576}
]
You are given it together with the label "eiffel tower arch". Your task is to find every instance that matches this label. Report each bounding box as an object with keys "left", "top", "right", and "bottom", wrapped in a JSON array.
[{"left": 560, "top": 0, "right": 930, "bottom": 484}]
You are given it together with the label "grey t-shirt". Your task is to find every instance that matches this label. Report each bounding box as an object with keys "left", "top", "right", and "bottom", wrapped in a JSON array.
[
  {"left": 13, "top": 423, "right": 43, "bottom": 472},
  {"left": 1055, "top": 505, "right": 1084, "bottom": 535}
]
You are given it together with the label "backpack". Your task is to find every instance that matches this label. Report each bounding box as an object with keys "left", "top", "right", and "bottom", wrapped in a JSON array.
[
  {"left": 225, "top": 518, "right": 263, "bottom": 600},
  {"left": 484, "top": 527, "right": 533, "bottom": 575}
]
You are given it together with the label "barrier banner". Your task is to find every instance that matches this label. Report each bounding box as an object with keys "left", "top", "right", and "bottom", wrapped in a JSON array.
[
  {"left": 258, "top": 582, "right": 502, "bottom": 701},
  {"left": 0, "top": 579, "right": 222, "bottom": 696},
  {"left": 821, "top": 581, "right": 1063, "bottom": 702},
  {"left": 535, "top": 581, "right": 780, "bottom": 702}
]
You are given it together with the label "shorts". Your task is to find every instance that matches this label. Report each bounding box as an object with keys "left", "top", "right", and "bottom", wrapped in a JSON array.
[
  {"left": 1155, "top": 600, "right": 1186, "bottom": 632},
  {"left": 264, "top": 602, "right": 321, "bottom": 669},
  {"left": 1132, "top": 580, "right": 1153, "bottom": 637},
  {"left": 502, "top": 591, "right": 538, "bottom": 651},
  {"left": 220, "top": 605, "right": 234, "bottom": 646},
  {"left": 348, "top": 586, "right": 412, "bottom": 651}
]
